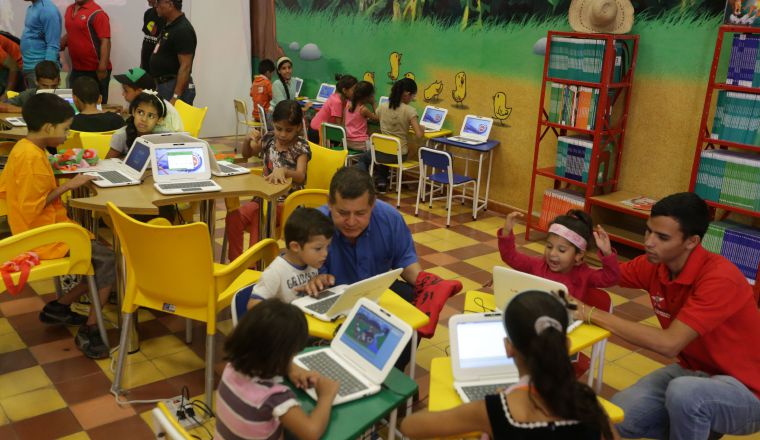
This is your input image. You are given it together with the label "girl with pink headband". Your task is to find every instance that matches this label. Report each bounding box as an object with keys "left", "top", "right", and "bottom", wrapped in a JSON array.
[{"left": 497, "top": 209, "right": 620, "bottom": 304}]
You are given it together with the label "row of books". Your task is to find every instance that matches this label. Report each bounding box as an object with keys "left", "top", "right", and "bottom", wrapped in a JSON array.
[
  {"left": 726, "top": 33, "right": 760, "bottom": 88},
  {"left": 547, "top": 84, "right": 601, "bottom": 130},
  {"left": 547, "top": 37, "right": 624, "bottom": 83},
  {"left": 703, "top": 220, "right": 760, "bottom": 285},
  {"left": 711, "top": 90, "right": 760, "bottom": 145},
  {"left": 555, "top": 135, "right": 615, "bottom": 184},
  {"left": 694, "top": 149, "right": 760, "bottom": 211},
  {"left": 537, "top": 188, "right": 585, "bottom": 231}
]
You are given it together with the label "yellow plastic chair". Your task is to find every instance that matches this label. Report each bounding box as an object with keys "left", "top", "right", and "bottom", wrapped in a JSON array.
[
  {"left": 305, "top": 141, "right": 347, "bottom": 190},
  {"left": 279, "top": 189, "right": 329, "bottom": 238},
  {"left": 151, "top": 401, "right": 194, "bottom": 439},
  {"left": 175, "top": 99, "right": 208, "bottom": 138},
  {"left": 106, "top": 202, "right": 279, "bottom": 408},
  {"left": 0, "top": 223, "right": 109, "bottom": 348},
  {"left": 58, "top": 131, "right": 83, "bottom": 153},
  {"left": 6, "top": 90, "right": 19, "bottom": 99},
  {"left": 234, "top": 98, "right": 262, "bottom": 151},
  {"left": 369, "top": 133, "right": 420, "bottom": 207},
  {"left": 78, "top": 132, "right": 114, "bottom": 160}
]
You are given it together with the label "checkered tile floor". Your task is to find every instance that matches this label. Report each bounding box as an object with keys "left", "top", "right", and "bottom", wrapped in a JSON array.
[{"left": 0, "top": 137, "right": 757, "bottom": 439}]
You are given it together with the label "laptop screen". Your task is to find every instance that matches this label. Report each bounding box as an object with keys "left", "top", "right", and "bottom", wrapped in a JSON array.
[
  {"left": 462, "top": 116, "right": 492, "bottom": 137},
  {"left": 421, "top": 107, "right": 445, "bottom": 126},
  {"left": 124, "top": 141, "right": 151, "bottom": 172},
  {"left": 340, "top": 304, "right": 406, "bottom": 370},
  {"left": 456, "top": 321, "right": 513, "bottom": 369},
  {"left": 317, "top": 84, "right": 336, "bottom": 100},
  {"left": 154, "top": 146, "right": 207, "bottom": 176},
  {"left": 379, "top": 96, "right": 389, "bottom": 106},
  {"left": 293, "top": 78, "right": 303, "bottom": 97}
]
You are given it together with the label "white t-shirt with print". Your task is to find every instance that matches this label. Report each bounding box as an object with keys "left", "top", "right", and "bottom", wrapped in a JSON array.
[{"left": 252, "top": 255, "right": 318, "bottom": 303}]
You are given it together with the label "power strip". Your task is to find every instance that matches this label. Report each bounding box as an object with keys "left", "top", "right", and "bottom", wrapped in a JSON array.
[{"left": 163, "top": 395, "right": 203, "bottom": 430}]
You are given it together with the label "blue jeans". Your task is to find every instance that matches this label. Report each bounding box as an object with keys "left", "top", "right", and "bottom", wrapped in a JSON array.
[
  {"left": 611, "top": 363, "right": 760, "bottom": 439},
  {"left": 156, "top": 77, "right": 196, "bottom": 105}
]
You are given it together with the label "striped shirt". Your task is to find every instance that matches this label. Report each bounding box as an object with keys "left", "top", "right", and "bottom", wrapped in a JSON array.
[{"left": 215, "top": 364, "right": 300, "bottom": 440}]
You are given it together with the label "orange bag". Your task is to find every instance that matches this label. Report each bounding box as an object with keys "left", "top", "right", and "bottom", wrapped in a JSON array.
[{"left": 0, "top": 252, "right": 40, "bottom": 295}]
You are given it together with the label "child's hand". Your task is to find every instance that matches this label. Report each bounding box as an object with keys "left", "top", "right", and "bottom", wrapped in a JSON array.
[
  {"left": 289, "top": 364, "right": 320, "bottom": 390},
  {"left": 264, "top": 167, "right": 288, "bottom": 185},
  {"left": 296, "top": 274, "right": 336, "bottom": 297},
  {"left": 247, "top": 128, "right": 261, "bottom": 145},
  {"left": 66, "top": 173, "right": 97, "bottom": 190},
  {"left": 315, "top": 376, "right": 339, "bottom": 401},
  {"left": 504, "top": 212, "right": 523, "bottom": 233},
  {"left": 593, "top": 225, "right": 613, "bottom": 256}
]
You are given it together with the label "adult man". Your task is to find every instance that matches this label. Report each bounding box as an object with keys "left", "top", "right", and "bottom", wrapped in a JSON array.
[
  {"left": 20, "top": 0, "right": 61, "bottom": 86},
  {"left": 575, "top": 192, "right": 760, "bottom": 439},
  {"left": 61, "top": 0, "right": 112, "bottom": 103},
  {"left": 0, "top": 33, "right": 22, "bottom": 95},
  {"left": 150, "top": 0, "right": 196, "bottom": 105},
  {"left": 141, "top": 0, "right": 162, "bottom": 70}
]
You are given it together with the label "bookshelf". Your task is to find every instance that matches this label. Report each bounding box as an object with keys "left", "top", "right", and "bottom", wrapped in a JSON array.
[
  {"left": 525, "top": 31, "right": 642, "bottom": 249},
  {"left": 689, "top": 25, "right": 760, "bottom": 296}
]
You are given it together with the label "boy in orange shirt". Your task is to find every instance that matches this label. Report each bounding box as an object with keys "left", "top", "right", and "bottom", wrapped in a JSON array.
[
  {"left": 0, "top": 93, "right": 115, "bottom": 359},
  {"left": 250, "top": 58, "right": 274, "bottom": 124}
]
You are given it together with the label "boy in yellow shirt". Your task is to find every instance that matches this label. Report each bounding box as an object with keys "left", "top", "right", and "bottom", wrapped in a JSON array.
[{"left": 0, "top": 93, "right": 115, "bottom": 359}]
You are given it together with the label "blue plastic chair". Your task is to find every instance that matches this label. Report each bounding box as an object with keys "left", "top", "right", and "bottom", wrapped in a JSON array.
[
  {"left": 415, "top": 147, "right": 477, "bottom": 226},
  {"left": 231, "top": 283, "right": 264, "bottom": 326}
]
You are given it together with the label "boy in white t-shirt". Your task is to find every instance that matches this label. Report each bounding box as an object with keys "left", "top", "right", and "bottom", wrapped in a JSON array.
[{"left": 248, "top": 207, "right": 334, "bottom": 309}]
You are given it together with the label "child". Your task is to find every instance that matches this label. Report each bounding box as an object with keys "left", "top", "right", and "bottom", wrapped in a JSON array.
[
  {"left": 308, "top": 74, "right": 358, "bottom": 143},
  {"left": 0, "top": 60, "right": 59, "bottom": 112},
  {"left": 358, "top": 77, "right": 423, "bottom": 192},
  {"left": 498, "top": 210, "right": 619, "bottom": 303},
  {"left": 400, "top": 290, "right": 615, "bottom": 439},
  {"left": 216, "top": 299, "right": 339, "bottom": 440},
  {"left": 0, "top": 94, "right": 115, "bottom": 359},
  {"left": 251, "top": 58, "right": 274, "bottom": 123},
  {"left": 344, "top": 81, "right": 379, "bottom": 151},
  {"left": 114, "top": 67, "right": 183, "bottom": 132},
  {"left": 70, "top": 76, "right": 125, "bottom": 132},
  {"left": 270, "top": 57, "right": 299, "bottom": 110},
  {"left": 106, "top": 91, "right": 167, "bottom": 158},
  {"left": 226, "top": 100, "right": 311, "bottom": 261},
  {"left": 247, "top": 207, "right": 333, "bottom": 309}
]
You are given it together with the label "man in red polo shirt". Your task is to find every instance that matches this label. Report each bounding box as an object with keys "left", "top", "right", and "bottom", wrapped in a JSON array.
[
  {"left": 61, "top": 0, "right": 112, "bottom": 103},
  {"left": 575, "top": 192, "right": 760, "bottom": 439}
]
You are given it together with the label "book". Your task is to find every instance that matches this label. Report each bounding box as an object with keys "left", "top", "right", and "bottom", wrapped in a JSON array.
[{"left": 620, "top": 196, "right": 657, "bottom": 211}]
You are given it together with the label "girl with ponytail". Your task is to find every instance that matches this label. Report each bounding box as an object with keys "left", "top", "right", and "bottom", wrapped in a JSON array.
[{"left": 400, "top": 290, "right": 616, "bottom": 439}]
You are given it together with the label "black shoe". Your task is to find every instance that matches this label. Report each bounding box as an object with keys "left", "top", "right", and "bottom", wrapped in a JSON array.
[
  {"left": 75, "top": 325, "right": 110, "bottom": 359},
  {"left": 39, "top": 301, "right": 87, "bottom": 326}
]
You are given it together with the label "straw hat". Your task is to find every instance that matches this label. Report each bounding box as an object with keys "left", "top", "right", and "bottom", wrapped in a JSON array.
[{"left": 568, "top": 0, "right": 634, "bottom": 34}]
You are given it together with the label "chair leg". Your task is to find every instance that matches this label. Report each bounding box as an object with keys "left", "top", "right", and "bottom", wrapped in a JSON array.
[
  {"left": 220, "top": 233, "right": 228, "bottom": 264},
  {"left": 185, "top": 319, "right": 193, "bottom": 344},
  {"left": 396, "top": 168, "right": 403, "bottom": 208},
  {"left": 446, "top": 185, "right": 453, "bottom": 227},
  {"left": 414, "top": 174, "right": 423, "bottom": 216},
  {"left": 87, "top": 275, "right": 110, "bottom": 350},
  {"left": 111, "top": 311, "right": 133, "bottom": 396},
  {"left": 205, "top": 333, "right": 215, "bottom": 409},
  {"left": 54, "top": 276, "right": 64, "bottom": 299},
  {"left": 471, "top": 182, "right": 478, "bottom": 220}
]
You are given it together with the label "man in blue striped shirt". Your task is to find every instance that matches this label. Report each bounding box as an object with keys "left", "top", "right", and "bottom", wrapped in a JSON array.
[{"left": 20, "top": 0, "right": 61, "bottom": 87}]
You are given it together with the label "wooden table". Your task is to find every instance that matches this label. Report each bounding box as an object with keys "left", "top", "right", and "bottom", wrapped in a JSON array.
[{"left": 0, "top": 112, "right": 26, "bottom": 140}]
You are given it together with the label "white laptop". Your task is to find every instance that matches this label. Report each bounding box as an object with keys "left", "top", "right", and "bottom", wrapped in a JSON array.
[
  {"left": 449, "top": 312, "right": 518, "bottom": 403},
  {"left": 3, "top": 117, "right": 26, "bottom": 127},
  {"left": 84, "top": 138, "right": 152, "bottom": 187},
  {"left": 378, "top": 96, "right": 389, "bottom": 107},
  {"left": 151, "top": 143, "right": 222, "bottom": 195},
  {"left": 141, "top": 132, "right": 249, "bottom": 177},
  {"left": 420, "top": 105, "right": 448, "bottom": 132},
  {"left": 293, "top": 298, "right": 413, "bottom": 405},
  {"left": 493, "top": 266, "right": 582, "bottom": 333},
  {"left": 447, "top": 114, "right": 493, "bottom": 145},
  {"left": 292, "top": 268, "right": 402, "bottom": 321},
  {"left": 293, "top": 77, "right": 304, "bottom": 97},
  {"left": 36, "top": 88, "right": 73, "bottom": 96},
  {"left": 314, "top": 83, "right": 336, "bottom": 103}
]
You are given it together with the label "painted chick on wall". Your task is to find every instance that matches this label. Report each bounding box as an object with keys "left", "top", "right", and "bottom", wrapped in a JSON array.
[
  {"left": 388, "top": 52, "right": 402, "bottom": 81},
  {"left": 452, "top": 71, "right": 466, "bottom": 107},
  {"left": 424, "top": 80, "right": 444, "bottom": 101},
  {"left": 492, "top": 91, "right": 512, "bottom": 125},
  {"left": 363, "top": 71, "right": 375, "bottom": 85}
]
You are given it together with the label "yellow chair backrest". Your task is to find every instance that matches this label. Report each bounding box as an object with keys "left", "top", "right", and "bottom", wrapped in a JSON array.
[
  {"left": 106, "top": 202, "right": 216, "bottom": 324},
  {"left": 305, "top": 141, "right": 347, "bottom": 190},
  {"left": 6, "top": 91, "right": 19, "bottom": 99},
  {"left": 78, "top": 132, "right": 113, "bottom": 160},
  {"left": 0, "top": 223, "right": 93, "bottom": 279},
  {"left": 370, "top": 133, "right": 401, "bottom": 158},
  {"left": 58, "top": 131, "right": 83, "bottom": 153},
  {"left": 233, "top": 98, "right": 248, "bottom": 120},
  {"left": 175, "top": 99, "right": 208, "bottom": 137},
  {"left": 279, "top": 189, "right": 329, "bottom": 238}
]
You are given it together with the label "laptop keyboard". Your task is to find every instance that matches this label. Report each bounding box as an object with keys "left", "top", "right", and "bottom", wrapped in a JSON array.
[
  {"left": 305, "top": 294, "right": 340, "bottom": 314},
  {"left": 157, "top": 181, "right": 217, "bottom": 190},
  {"left": 299, "top": 351, "right": 368, "bottom": 397},
  {"left": 97, "top": 170, "right": 131, "bottom": 184},
  {"left": 449, "top": 136, "right": 480, "bottom": 145},
  {"left": 461, "top": 383, "right": 513, "bottom": 402},
  {"left": 217, "top": 163, "right": 240, "bottom": 173}
]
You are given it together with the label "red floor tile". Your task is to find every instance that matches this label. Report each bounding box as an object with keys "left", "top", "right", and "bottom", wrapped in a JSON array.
[
  {"left": 0, "top": 349, "right": 37, "bottom": 375},
  {"left": 56, "top": 372, "right": 114, "bottom": 405},
  {"left": 86, "top": 415, "right": 155, "bottom": 440},
  {"left": 11, "top": 408, "right": 82, "bottom": 440},
  {"left": 42, "top": 356, "right": 103, "bottom": 384}
]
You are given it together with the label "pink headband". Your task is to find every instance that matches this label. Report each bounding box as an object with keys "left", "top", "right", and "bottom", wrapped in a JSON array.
[{"left": 548, "top": 223, "right": 587, "bottom": 251}]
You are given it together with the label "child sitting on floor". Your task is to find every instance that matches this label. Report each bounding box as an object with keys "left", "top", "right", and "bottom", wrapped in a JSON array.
[
  {"left": 400, "top": 290, "right": 615, "bottom": 439},
  {"left": 498, "top": 210, "right": 620, "bottom": 303},
  {"left": 247, "top": 207, "right": 333, "bottom": 309},
  {"left": 216, "top": 299, "right": 338, "bottom": 440},
  {"left": 226, "top": 100, "right": 311, "bottom": 261},
  {"left": 70, "top": 76, "right": 125, "bottom": 133}
]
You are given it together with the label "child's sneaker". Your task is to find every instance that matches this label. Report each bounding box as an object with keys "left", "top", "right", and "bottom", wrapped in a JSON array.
[
  {"left": 39, "top": 300, "right": 87, "bottom": 326},
  {"left": 75, "top": 325, "right": 110, "bottom": 359}
]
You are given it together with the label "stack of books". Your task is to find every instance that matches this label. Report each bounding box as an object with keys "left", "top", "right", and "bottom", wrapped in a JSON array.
[
  {"left": 726, "top": 33, "right": 760, "bottom": 87},
  {"left": 703, "top": 220, "right": 760, "bottom": 285},
  {"left": 538, "top": 188, "right": 585, "bottom": 230},
  {"left": 711, "top": 90, "right": 760, "bottom": 144},
  {"left": 547, "top": 84, "right": 601, "bottom": 130},
  {"left": 694, "top": 149, "right": 760, "bottom": 210},
  {"left": 555, "top": 135, "right": 614, "bottom": 184},
  {"left": 547, "top": 37, "right": 624, "bottom": 83}
]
